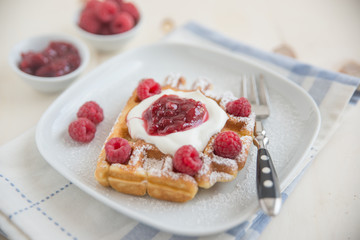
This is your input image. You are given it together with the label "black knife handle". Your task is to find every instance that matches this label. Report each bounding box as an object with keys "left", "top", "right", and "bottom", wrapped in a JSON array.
[{"left": 256, "top": 148, "right": 281, "bottom": 199}]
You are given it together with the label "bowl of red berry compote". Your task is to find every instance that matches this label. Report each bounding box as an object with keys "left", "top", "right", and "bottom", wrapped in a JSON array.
[
  {"left": 9, "top": 34, "right": 89, "bottom": 93},
  {"left": 75, "top": 0, "right": 142, "bottom": 51}
]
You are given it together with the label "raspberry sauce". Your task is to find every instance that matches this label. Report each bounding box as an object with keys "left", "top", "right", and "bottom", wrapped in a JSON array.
[
  {"left": 142, "top": 94, "right": 209, "bottom": 136},
  {"left": 19, "top": 41, "right": 81, "bottom": 77}
]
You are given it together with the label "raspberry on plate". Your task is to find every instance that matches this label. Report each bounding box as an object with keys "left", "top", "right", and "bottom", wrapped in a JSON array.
[
  {"left": 105, "top": 137, "right": 132, "bottom": 164},
  {"left": 68, "top": 118, "right": 96, "bottom": 143},
  {"left": 94, "top": 76, "right": 256, "bottom": 202},
  {"left": 213, "top": 131, "right": 242, "bottom": 159},
  {"left": 226, "top": 97, "right": 251, "bottom": 117},
  {"left": 173, "top": 145, "right": 203, "bottom": 176},
  {"left": 136, "top": 78, "right": 161, "bottom": 100},
  {"left": 77, "top": 101, "right": 104, "bottom": 125},
  {"left": 110, "top": 12, "right": 135, "bottom": 34}
]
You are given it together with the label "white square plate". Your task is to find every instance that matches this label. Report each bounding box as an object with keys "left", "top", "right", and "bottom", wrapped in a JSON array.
[{"left": 36, "top": 43, "right": 320, "bottom": 236}]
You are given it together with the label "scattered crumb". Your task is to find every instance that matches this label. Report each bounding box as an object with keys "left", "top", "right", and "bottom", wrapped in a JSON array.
[
  {"left": 339, "top": 60, "right": 360, "bottom": 78},
  {"left": 273, "top": 44, "right": 297, "bottom": 58}
]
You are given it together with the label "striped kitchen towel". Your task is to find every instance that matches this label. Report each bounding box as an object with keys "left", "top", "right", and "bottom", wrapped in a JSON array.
[{"left": 1, "top": 22, "right": 359, "bottom": 240}]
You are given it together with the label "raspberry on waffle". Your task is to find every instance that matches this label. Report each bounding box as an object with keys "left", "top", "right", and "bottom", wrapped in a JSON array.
[{"left": 95, "top": 75, "right": 255, "bottom": 202}]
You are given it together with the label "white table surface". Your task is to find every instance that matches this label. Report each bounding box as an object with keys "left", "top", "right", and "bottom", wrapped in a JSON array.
[{"left": 1, "top": 0, "right": 360, "bottom": 239}]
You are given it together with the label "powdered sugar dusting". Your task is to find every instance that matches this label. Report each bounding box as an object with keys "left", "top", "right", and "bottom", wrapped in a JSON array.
[
  {"left": 197, "top": 153, "right": 211, "bottom": 176},
  {"left": 128, "top": 144, "right": 152, "bottom": 166},
  {"left": 192, "top": 76, "right": 212, "bottom": 91},
  {"left": 264, "top": 90, "right": 306, "bottom": 170},
  {"left": 210, "top": 171, "right": 235, "bottom": 186},
  {"left": 212, "top": 155, "right": 237, "bottom": 167},
  {"left": 162, "top": 156, "right": 173, "bottom": 172},
  {"left": 164, "top": 73, "right": 185, "bottom": 89},
  {"left": 219, "top": 91, "right": 237, "bottom": 107},
  {"left": 143, "top": 158, "right": 164, "bottom": 171},
  {"left": 94, "top": 84, "right": 307, "bottom": 226},
  {"left": 196, "top": 137, "right": 238, "bottom": 183},
  {"left": 60, "top": 76, "right": 304, "bottom": 227},
  {"left": 192, "top": 79, "right": 256, "bottom": 134},
  {"left": 229, "top": 112, "right": 256, "bottom": 133},
  {"left": 39, "top": 46, "right": 319, "bottom": 233}
]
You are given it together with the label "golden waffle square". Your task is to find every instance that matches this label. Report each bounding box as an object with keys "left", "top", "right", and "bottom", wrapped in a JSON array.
[{"left": 95, "top": 76, "right": 255, "bottom": 202}]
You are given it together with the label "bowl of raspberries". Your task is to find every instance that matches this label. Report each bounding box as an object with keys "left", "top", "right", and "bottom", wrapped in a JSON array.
[{"left": 76, "top": 0, "right": 141, "bottom": 51}]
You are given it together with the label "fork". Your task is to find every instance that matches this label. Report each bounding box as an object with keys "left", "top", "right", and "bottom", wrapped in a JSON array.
[{"left": 241, "top": 74, "right": 282, "bottom": 216}]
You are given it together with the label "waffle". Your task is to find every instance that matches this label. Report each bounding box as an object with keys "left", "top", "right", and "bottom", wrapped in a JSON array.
[{"left": 95, "top": 76, "right": 255, "bottom": 202}]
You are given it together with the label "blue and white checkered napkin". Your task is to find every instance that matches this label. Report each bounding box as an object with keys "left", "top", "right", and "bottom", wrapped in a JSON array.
[{"left": 1, "top": 22, "right": 359, "bottom": 240}]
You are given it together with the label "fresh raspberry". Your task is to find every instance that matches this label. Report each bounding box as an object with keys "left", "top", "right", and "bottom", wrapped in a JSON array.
[
  {"left": 136, "top": 78, "right": 161, "bottom": 101},
  {"left": 95, "top": 0, "right": 119, "bottom": 23},
  {"left": 105, "top": 137, "right": 132, "bottom": 164},
  {"left": 110, "top": 12, "right": 134, "bottom": 34},
  {"left": 77, "top": 101, "right": 104, "bottom": 125},
  {"left": 226, "top": 97, "right": 251, "bottom": 117},
  {"left": 68, "top": 118, "right": 96, "bottom": 143},
  {"left": 213, "top": 131, "right": 242, "bottom": 159},
  {"left": 79, "top": 9, "right": 101, "bottom": 34},
  {"left": 120, "top": 2, "right": 140, "bottom": 23},
  {"left": 173, "top": 145, "right": 202, "bottom": 176},
  {"left": 105, "top": 0, "right": 122, "bottom": 7},
  {"left": 84, "top": 0, "right": 100, "bottom": 10},
  {"left": 99, "top": 24, "right": 112, "bottom": 35}
]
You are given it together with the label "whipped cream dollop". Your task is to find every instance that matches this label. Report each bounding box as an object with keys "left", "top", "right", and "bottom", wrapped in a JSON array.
[{"left": 126, "top": 89, "right": 228, "bottom": 156}]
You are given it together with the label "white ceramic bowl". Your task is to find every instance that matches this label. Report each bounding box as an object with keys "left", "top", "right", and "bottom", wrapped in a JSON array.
[
  {"left": 74, "top": 10, "right": 142, "bottom": 52},
  {"left": 9, "top": 34, "right": 90, "bottom": 93}
]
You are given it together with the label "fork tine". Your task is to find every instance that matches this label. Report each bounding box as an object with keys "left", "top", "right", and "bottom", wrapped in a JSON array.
[
  {"left": 243, "top": 75, "right": 258, "bottom": 105},
  {"left": 256, "top": 74, "right": 270, "bottom": 107},
  {"left": 250, "top": 75, "right": 260, "bottom": 105},
  {"left": 240, "top": 75, "right": 247, "bottom": 98}
]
